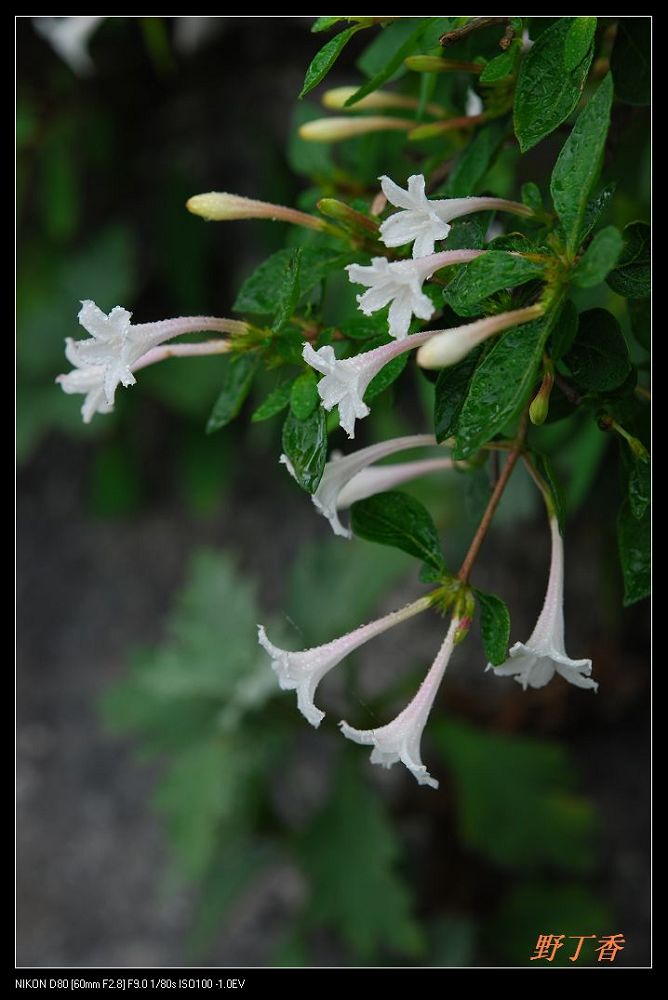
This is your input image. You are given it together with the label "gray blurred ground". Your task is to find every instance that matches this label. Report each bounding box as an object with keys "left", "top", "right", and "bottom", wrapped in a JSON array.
[{"left": 17, "top": 434, "right": 650, "bottom": 967}]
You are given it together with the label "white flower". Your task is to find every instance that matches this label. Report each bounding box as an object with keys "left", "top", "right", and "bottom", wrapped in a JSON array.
[
  {"left": 257, "top": 597, "right": 432, "bottom": 727},
  {"left": 56, "top": 365, "right": 113, "bottom": 425},
  {"left": 379, "top": 173, "right": 533, "bottom": 258},
  {"left": 346, "top": 249, "right": 482, "bottom": 340},
  {"left": 307, "top": 433, "right": 437, "bottom": 537},
  {"left": 337, "top": 455, "right": 454, "bottom": 511},
  {"left": 58, "top": 302, "right": 237, "bottom": 423},
  {"left": 487, "top": 518, "right": 598, "bottom": 691},
  {"left": 302, "top": 330, "right": 433, "bottom": 439},
  {"left": 33, "top": 16, "right": 106, "bottom": 75},
  {"left": 340, "top": 616, "right": 460, "bottom": 788}
]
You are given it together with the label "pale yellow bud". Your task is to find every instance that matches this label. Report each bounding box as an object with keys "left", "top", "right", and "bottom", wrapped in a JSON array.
[
  {"left": 298, "top": 116, "right": 414, "bottom": 143},
  {"left": 186, "top": 192, "right": 325, "bottom": 230}
]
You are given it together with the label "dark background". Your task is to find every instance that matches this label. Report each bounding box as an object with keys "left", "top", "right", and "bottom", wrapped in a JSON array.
[{"left": 17, "top": 16, "right": 650, "bottom": 967}]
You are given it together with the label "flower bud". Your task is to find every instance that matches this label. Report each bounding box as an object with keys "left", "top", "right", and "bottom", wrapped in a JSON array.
[
  {"left": 322, "top": 86, "right": 444, "bottom": 117},
  {"left": 298, "top": 116, "right": 414, "bottom": 143},
  {"left": 186, "top": 192, "right": 325, "bottom": 230},
  {"left": 316, "top": 198, "right": 379, "bottom": 235}
]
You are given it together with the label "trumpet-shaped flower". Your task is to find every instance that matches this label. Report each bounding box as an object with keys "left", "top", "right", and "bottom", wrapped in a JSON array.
[
  {"left": 347, "top": 249, "right": 482, "bottom": 340},
  {"left": 337, "top": 455, "right": 455, "bottom": 511},
  {"left": 303, "top": 433, "right": 439, "bottom": 537},
  {"left": 340, "top": 616, "right": 460, "bottom": 788},
  {"left": 257, "top": 596, "right": 432, "bottom": 727},
  {"left": 487, "top": 518, "right": 598, "bottom": 691},
  {"left": 379, "top": 173, "right": 532, "bottom": 258},
  {"left": 57, "top": 301, "right": 239, "bottom": 423},
  {"left": 302, "top": 330, "right": 433, "bottom": 438}
]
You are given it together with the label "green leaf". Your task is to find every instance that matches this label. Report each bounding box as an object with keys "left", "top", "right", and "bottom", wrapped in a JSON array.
[
  {"left": 550, "top": 73, "right": 614, "bottom": 255},
  {"left": 521, "top": 182, "right": 544, "bottom": 215},
  {"left": 351, "top": 490, "right": 446, "bottom": 573},
  {"left": 206, "top": 353, "right": 259, "bottom": 433},
  {"left": 443, "top": 251, "right": 544, "bottom": 317},
  {"left": 514, "top": 18, "right": 595, "bottom": 153},
  {"left": 300, "top": 756, "right": 423, "bottom": 959},
  {"left": 531, "top": 451, "right": 566, "bottom": 531},
  {"left": 479, "top": 44, "right": 519, "bottom": 84},
  {"left": 475, "top": 590, "right": 510, "bottom": 666},
  {"left": 617, "top": 498, "right": 650, "bottom": 605},
  {"left": 445, "top": 121, "right": 508, "bottom": 198},
  {"left": 153, "top": 737, "right": 255, "bottom": 880},
  {"left": 564, "top": 17, "right": 597, "bottom": 72},
  {"left": 611, "top": 17, "right": 651, "bottom": 106},
  {"left": 434, "top": 720, "right": 597, "bottom": 870},
  {"left": 281, "top": 406, "right": 327, "bottom": 493},
  {"left": 290, "top": 369, "right": 319, "bottom": 419},
  {"left": 564, "top": 309, "right": 631, "bottom": 392},
  {"left": 549, "top": 299, "right": 579, "bottom": 360},
  {"left": 628, "top": 457, "right": 650, "bottom": 520},
  {"left": 300, "top": 26, "right": 361, "bottom": 98},
  {"left": 606, "top": 222, "right": 651, "bottom": 299},
  {"left": 454, "top": 311, "right": 555, "bottom": 458},
  {"left": 580, "top": 182, "right": 616, "bottom": 243},
  {"left": 273, "top": 248, "right": 302, "bottom": 332},
  {"left": 233, "top": 247, "right": 351, "bottom": 315},
  {"left": 312, "top": 16, "right": 348, "bottom": 33},
  {"left": 346, "top": 19, "right": 432, "bottom": 105},
  {"left": 357, "top": 17, "right": 425, "bottom": 77},
  {"left": 572, "top": 226, "right": 623, "bottom": 288},
  {"left": 442, "top": 215, "right": 492, "bottom": 251},
  {"left": 434, "top": 347, "right": 482, "bottom": 443},
  {"left": 251, "top": 381, "right": 293, "bottom": 422}
]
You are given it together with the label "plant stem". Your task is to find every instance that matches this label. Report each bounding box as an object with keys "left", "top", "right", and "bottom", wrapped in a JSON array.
[{"left": 457, "top": 410, "right": 529, "bottom": 583}]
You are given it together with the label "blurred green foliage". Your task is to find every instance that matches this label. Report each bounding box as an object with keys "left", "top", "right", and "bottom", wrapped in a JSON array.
[{"left": 19, "top": 16, "right": 649, "bottom": 967}]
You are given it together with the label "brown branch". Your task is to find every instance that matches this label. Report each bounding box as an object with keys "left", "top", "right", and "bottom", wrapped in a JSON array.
[
  {"left": 440, "top": 17, "right": 512, "bottom": 48},
  {"left": 457, "top": 410, "right": 529, "bottom": 583}
]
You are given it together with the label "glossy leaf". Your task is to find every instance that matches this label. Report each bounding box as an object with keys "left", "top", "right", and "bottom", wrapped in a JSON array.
[
  {"left": 282, "top": 406, "right": 327, "bottom": 493},
  {"left": 300, "top": 26, "right": 360, "bottom": 98},
  {"left": 606, "top": 222, "right": 651, "bottom": 299},
  {"left": 251, "top": 381, "right": 293, "bottom": 422},
  {"left": 351, "top": 490, "right": 446, "bottom": 573},
  {"left": 475, "top": 589, "right": 511, "bottom": 666},
  {"left": 563, "top": 17, "right": 597, "bottom": 72},
  {"left": 514, "top": 18, "right": 594, "bottom": 152},
  {"left": 233, "top": 247, "right": 351, "bottom": 315},
  {"left": 434, "top": 347, "right": 482, "bottom": 443},
  {"left": 572, "top": 226, "right": 623, "bottom": 288},
  {"left": 550, "top": 73, "right": 614, "bottom": 255},
  {"left": 443, "top": 251, "right": 544, "bottom": 318},
  {"left": 453, "top": 311, "right": 555, "bottom": 459},
  {"left": 289, "top": 369, "right": 319, "bottom": 419},
  {"left": 206, "top": 353, "right": 259, "bottom": 433},
  {"left": 564, "top": 309, "right": 631, "bottom": 392}
]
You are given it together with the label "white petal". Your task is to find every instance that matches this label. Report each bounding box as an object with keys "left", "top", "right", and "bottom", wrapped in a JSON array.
[
  {"left": 388, "top": 294, "right": 415, "bottom": 340},
  {"left": 406, "top": 173, "right": 427, "bottom": 204},
  {"left": 379, "top": 174, "right": 417, "bottom": 210},
  {"left": 379, "top": 211, "right": 423, "bottom": 247},
  {"left": 302, "top": 342, "right": 337, "bottom": 377}
]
